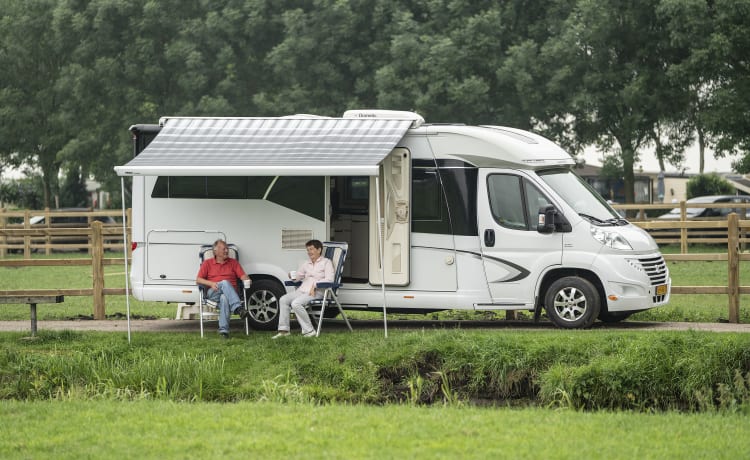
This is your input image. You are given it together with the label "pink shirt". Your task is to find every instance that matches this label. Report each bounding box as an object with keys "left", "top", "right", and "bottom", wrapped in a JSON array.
[{"left": 296, "top": 257, "right": 334, "bottom": 294}]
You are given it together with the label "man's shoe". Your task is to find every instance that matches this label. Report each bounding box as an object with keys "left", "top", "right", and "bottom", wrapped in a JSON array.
[
  {"left": 271, "top": 331, "right": 290, "bottom": 339},
  {"left": 302, "top": 330, "right": 317, "bottom": 338},
  {"left": 219, "top": 332, "right": 229, "bottom": 340},
  {"left": 235, "top": 307, "right": 250, "bottom": 320}
]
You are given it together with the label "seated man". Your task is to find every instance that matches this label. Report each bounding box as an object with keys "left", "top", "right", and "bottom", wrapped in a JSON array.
[
  {"left": 196, "top": 239, "right": 251, "bottom": 338},
  {"left": 272, "top": 239, "right": 333, "bottom": 338}
]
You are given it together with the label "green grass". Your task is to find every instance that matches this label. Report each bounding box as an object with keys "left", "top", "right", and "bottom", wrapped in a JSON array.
[{"left": 2, "top": 400, "right": 748, "bottom": 459}]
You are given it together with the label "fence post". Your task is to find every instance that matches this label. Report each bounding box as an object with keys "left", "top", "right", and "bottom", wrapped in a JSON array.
[
  {"left": 728, "top": 213, "right": 740, "bottom": 323},
  {"left": 92, "top": 221, "right": 105, "bottom": 320},
  {"left": 0, "top": 208, "right": 5, "bottom": 259},
  {"left": 680, "top": 201, "right": 687, "bottom": 254},
  {"left": 23, "top": 210, "right": 31, "bottom": 259}
]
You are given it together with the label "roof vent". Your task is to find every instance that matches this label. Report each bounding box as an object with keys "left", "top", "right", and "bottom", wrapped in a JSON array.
[{"left": 343, "top": 109, "right": 424, "bottom": 128}]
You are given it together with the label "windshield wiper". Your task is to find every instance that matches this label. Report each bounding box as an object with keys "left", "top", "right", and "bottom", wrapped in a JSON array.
[
  {"left": 604, "top": 217, "right": 629, "bottom": 226},
  {"left": 578, "top": 213, "right": 606, "bottom": 224}
]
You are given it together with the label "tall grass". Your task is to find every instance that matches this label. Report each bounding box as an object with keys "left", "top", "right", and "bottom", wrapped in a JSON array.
[{"left": 2, "top": 329, "right": 750, "bottom": 413}]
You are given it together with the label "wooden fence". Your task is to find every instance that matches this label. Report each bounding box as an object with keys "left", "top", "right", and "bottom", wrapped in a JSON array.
[
  {"left": 0, "top": 211, "right": 132, "bottom": 320},
  {"left": 0, "top": 208, "right": 128, "bottom": 257},
  {"left": 0, "top": 205, "right": 747, "bottom": 322}
]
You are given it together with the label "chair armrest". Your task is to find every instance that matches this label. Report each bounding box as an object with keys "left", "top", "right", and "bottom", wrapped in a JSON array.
[
  {"left": 315, "top": 282, "right": 337, "bottom": 289},
  {"left": 285, "top": 281, "right": 302, "bottom": 287}
]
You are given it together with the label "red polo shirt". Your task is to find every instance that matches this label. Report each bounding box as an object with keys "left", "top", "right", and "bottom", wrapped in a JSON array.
[{"left": 197, "top": 257, "right": 246, "bottom": 290}]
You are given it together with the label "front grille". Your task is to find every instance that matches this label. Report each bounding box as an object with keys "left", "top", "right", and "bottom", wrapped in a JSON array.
[
  {"left": 639, "top": 255, "right": 668, "bottom": 285},
  {"left": 639, "top": 255, "right": 669, "bottom": 304}
]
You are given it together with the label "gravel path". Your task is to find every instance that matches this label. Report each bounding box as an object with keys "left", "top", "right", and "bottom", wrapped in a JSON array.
[{"left": 1, "top": 318, "right": 749, "bottom": 334}]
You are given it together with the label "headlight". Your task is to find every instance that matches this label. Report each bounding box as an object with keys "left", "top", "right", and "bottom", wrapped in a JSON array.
[{"left": 590, "top": 226, "right": 633, "bottom": 250}]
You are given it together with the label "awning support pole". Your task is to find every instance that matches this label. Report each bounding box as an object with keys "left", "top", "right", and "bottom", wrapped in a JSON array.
[
  {"left": 121, "top": 177, "right": 132, "bottom": 344},
  {"left": 375, "top": 175, "right": 388, "bottom": 338}
]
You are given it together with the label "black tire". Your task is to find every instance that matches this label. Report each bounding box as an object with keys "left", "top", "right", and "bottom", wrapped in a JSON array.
[
  {"left": 544, "top": 276, "right": 600, "bottom": 329},
  {"left": 245, "top": 279, "right": 285, "bottom": 331},
  {"left": 598, "top": 311, "right": 636, "bottom": 323},
  {"left": 311, "top": 307, "right": 340, "bottom": 320}
]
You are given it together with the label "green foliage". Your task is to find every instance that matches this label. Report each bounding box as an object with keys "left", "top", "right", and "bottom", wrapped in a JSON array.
[
  {"left": 1, "top": 0, "right": 749, "bottom": 205},
  {"left": 58, "top": 167, "right": 89, "bottom": 208},
  {"left": 685, "top": 173, "right": 735, "bottom": 199},
  {"left": 0, "top": 176, "right": 44, "bottom": 209}
]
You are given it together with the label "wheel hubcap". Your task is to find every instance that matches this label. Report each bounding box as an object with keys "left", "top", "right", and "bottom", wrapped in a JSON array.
[
  {"left": 553, "top": 287, "right": 587, "bottom": 322},
  {"left": 247, "top": 290, "right": 279, "bottom": 323}
]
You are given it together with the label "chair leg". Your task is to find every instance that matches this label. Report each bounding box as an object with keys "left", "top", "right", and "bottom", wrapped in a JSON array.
[
  {"left": 199, "top": 299, "right": 205, "bottom": 338},
  {"left": 243, "top": 288, "right": 249, "bottom": 335},
  {"left": 315, "top": 290, "right": 330, "bottom": 337},
  {"left": 330, "top": 291, "right": 353, "bottom": 332}
]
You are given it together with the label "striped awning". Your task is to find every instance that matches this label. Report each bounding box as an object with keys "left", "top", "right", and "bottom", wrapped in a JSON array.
[{"left": 115, "top": 116, "right": 412, "bottom": 177}]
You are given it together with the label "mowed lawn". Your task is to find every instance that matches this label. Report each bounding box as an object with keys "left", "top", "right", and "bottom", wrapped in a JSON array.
[
  {"left": 2, "top": 400, "right": 749, "bottom": 459},
  {"left": 2, "top": 248, "right": 750, "bottom": 459}
]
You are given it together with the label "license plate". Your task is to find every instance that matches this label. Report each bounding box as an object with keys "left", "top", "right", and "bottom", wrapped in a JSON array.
[{"left": 656, "top": 284, "right": 668, "bottom": 296}]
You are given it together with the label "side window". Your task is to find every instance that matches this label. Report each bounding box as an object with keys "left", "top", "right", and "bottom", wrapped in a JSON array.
[
  {"left": 412, "top": 168, "right": 442, "bottom": 221},
  {"left": 487, "top": 175, "right": 525, "bottom": 230},
  {"left": 524, "top": 181, "right": 553, "bottom": 223},
  {"left": 487, "top": 174, "right": 552, "bottom": 231},
  {"left": 267, "top": 176, "right": 324, "bottom": 220}
]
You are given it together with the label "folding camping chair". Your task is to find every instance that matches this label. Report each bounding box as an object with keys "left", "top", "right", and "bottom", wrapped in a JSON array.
[
  {"left": 285, "top": 241, "right": 353, "bottom": 336},
  {"left": 197, "top": 243, "right": 250, "bottom": 338}
]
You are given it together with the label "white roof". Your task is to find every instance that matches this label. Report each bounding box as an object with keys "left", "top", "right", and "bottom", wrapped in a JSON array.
[{"left": 115, "top": 117, "right": 413, "bottom": 177}]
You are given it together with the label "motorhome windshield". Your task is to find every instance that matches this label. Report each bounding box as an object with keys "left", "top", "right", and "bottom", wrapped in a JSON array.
[{"left": 538, "top": 169, "right": 621, "bottom": 223}]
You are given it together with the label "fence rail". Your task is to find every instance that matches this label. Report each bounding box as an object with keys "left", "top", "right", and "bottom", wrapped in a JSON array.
[
  {"left": 0, "top": 211, "right": 132, "bottom": 320},
  {"left": 0, "top": 208, "right": 129, "bottom": 257},
  {"left": 0, "top": 207, "right": 747, "bottom": 323}
]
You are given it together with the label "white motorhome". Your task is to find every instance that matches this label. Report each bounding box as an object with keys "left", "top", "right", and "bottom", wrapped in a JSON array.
[{"left": 116, "top": 110, "right": 670, "bottom": 330}]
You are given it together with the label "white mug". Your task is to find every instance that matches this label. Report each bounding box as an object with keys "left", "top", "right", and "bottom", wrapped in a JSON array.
[
  {"left": 289, "top": 271, "right": 297, "bottom": 280},
  {"left": 243, "top": 279, "right": 251, "bottom": 289}
]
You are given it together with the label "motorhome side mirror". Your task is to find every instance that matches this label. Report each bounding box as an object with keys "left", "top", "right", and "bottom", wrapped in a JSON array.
[
  {"left": 537, "top": 205, "right": 556, "bottom": 233},
  {"left": 537, "top": 205, "right": 572, "bottom": 233}
]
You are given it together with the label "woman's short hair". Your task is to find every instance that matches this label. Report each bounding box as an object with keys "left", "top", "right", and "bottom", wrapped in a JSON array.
[{"left": 305, "top": 239, "right": 323, "bottom": 251}]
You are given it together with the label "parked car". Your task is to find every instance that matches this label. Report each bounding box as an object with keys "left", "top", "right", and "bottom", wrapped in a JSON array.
[
  {"left": 29, "top": 208, "right": 116, "bottom": 226},
  {"left": 657, "top": 195, "right": 750, "bottom": 220},
  {"left": 23, "top": 208, "right": 117, "bottom": 251}
]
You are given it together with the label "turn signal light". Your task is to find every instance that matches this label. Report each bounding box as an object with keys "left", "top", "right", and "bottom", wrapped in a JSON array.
[{"left": 608, "top": 295, "right": 618, "bottom": 301}]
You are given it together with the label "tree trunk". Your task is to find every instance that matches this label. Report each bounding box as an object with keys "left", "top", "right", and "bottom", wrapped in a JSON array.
[
  {"left": 621, "top": 142, "right": 636, "bottom": 205},
  {"left": 698, "top": 128, "right": 705, "bottom": 174}
]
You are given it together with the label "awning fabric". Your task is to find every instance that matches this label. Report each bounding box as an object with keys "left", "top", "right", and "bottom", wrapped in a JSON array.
[{"left": 115, "top": 117, "right": 412, "bottom": 177}]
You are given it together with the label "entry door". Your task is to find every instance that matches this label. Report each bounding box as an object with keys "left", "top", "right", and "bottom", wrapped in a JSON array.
[
  {"left": 369, "top": 148, "right": 411, "bottom": 286},
  {"left": 476, "top": 171, "right": 563, "bottom": 305}
]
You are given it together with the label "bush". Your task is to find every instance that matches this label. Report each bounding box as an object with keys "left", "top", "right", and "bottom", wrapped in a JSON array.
[{"left": 686, "top": 173, "right": 735, "bottom": 199}]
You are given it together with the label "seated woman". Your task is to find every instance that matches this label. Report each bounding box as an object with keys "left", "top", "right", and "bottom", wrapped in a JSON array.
[{"left": 272, "top": 239, "right": 333, "bottom": 338}]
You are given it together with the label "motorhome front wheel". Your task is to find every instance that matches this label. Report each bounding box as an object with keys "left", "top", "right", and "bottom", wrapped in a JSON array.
[{"left": 544, "top": 276, "right": 601, "bottom": 329}]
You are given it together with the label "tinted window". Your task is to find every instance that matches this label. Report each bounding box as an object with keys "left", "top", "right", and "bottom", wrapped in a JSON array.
[
  {"left": 488, "top": 175, "right": 526, "bottom": 230},
  {"left": 267, "top": 176, "right": 325, "bottom": 220},
  {"left": 487, "top": 174, "right": 551, "bottom": 231},
  {"left": 412, "top": 169, "right": 442, "bottom": 221},
  {"left": 151, "top": 176, "right": 324, "bottom": 219}
]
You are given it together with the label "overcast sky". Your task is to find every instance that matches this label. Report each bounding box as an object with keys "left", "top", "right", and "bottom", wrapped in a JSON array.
[{"left": 582, "top": 144, "right": 737, "bottom": 175}]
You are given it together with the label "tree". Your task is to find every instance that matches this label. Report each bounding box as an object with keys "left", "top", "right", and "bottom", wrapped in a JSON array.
[
  {"left": 529, "top": 0, "right": 692, "bottom": 203},
  {"left": 0, "top": 0, "right": 75, "bottom": 207}
]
